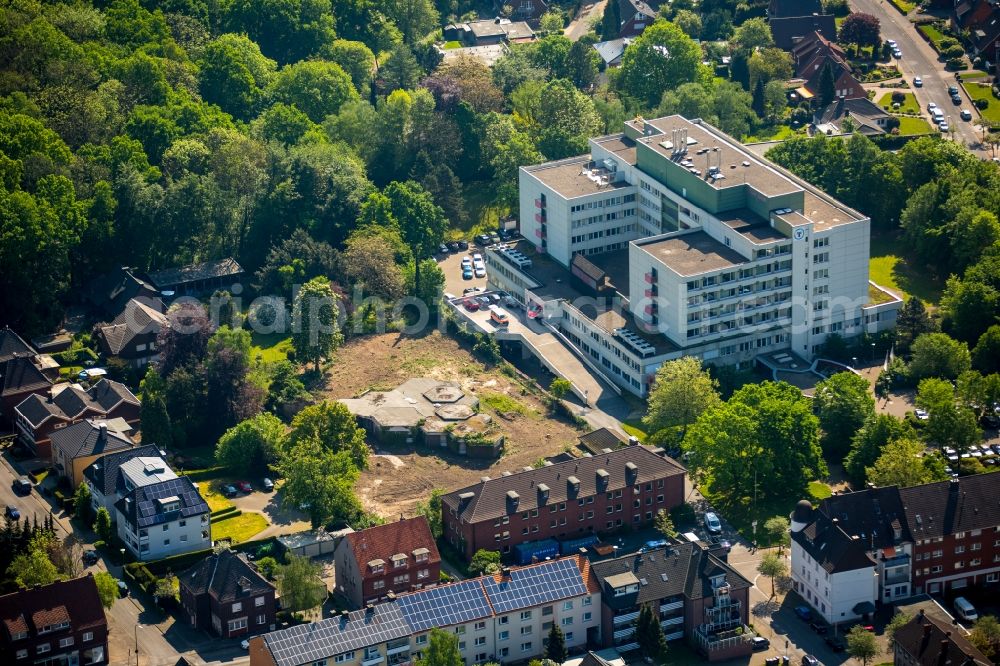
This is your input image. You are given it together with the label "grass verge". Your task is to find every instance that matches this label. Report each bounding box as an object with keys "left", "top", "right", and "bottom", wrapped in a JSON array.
[
  {"left": 887, "top": 0, "right": 916, "bottom": 13},
  {"left": 917, "top": 24, "right": 947, "bottom": 50},
  {"left": 212, "top": 512, "right": 268, "bottom": 544}
]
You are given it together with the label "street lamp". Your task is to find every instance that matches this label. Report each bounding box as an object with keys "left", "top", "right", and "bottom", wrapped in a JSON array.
[
  {"left": 119, "top": 548, "right": 125, "bottom": 576},
  {"left": 134, "top": 624, "right": 141, "bottom": 666},
  {"left": 871, "top": 342, "right": 877, "bottom": 364},
  {"left": 852, "top": 356, "right": 858, "bottom": 369}
]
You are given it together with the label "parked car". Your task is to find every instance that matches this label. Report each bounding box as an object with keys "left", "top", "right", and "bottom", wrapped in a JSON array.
[
  {"left": 447, "top": 241, "right": 460, "bottom": 252},
  {"left": 463, "top": 298, "right": 480, "bottom": 312},
  {"left": 5, "top": 506, "right": 20, "bottom": 520},
  {"left": 794, "top": 605, "right": 813, "bottom": 621},
  {"left": 457, "top": 240, "right": 469, "bottom": 250},
  {"left": 752, "top": 636, "right": 770, "bottom": 651},
  {"left": 477, "top": 296, "right": 491, "bottom": 308},
  {"left": 222, "top": 484, "right": 238, "bottom": 498},
  {"left": 490, "top": 232, "right": 501, "bottom": 244},
  {"left": 237, "top": 481, "right": 253, "bottom": 494},
  {"left": 12, "top": 477, "right": 31, "bottom": 495},
  {"left": 809, "top": 620, "right": 828, "bottom": 634},
  {"left": 928, "top": 101, "right": 938, "bottom": 112},
  {"left": 939, "top": 122, "right": 950, "bottom": 133},
  {"left": 474, "top": 265, "right": 486, "bottom": 278},
  {"left": 117, "top": 580, "right": 130, "bottom": 597},
  {"left": 703, "top": 511, "right": 722, "bottom": 534},
  {"left": 462, "top": 267, "right": 474, "bottom": 280},
  {"left": 961, "top": 109, "right": 972, "bottom": 121},
  {"left": 893, "top": 48, "right": 902, "bottom": 58},
  {"left": 241, "top": 639, "right": 250, "bottom": 650},
  {"left": 802, "top": 656, "right": 821, "bottom": 666},
  {"left": 472, "top": 252, "right": 483, "bottom": 262},
  {"left": 913, "top": 76, "right": 922, "bottom": 87},
  {"left": 83, "top": 550, "right": 99, "bottom": 566},
  {"left": 476, "top": 234, "right": 491, "bottom": 246},
  {"left": 954, "top": 596, "right": 979, "bottom": 621},
  {"left": 887, "top": 39, "right": 897, "bottom": 47},
  {"left": 915, "top": 408, "right": 929, "bottom": 420},
  {"left": 951, "top": 94, "right": 962, "bottom": 105},
  {"left": 948, "top": 85, "right": 960, "bottom": 95},
  {"left": 463, "top": 286, "right": 485, "bottom": 296},
  {"left": 263, "top": 478, "right": 275, "bottom": 492},
  {"left": 438, "top": 243, "right": 449, "bottom": 255},
  {"left": 824, "top": 636, "right": 846, "bottom": 652}
]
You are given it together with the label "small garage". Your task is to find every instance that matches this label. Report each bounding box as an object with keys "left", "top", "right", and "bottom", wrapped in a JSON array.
[{"left": 278, "top": 528, "right": 353, "bottom": 559}]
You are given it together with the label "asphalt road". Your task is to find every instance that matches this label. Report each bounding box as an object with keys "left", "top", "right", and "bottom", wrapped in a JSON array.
[
  {"left": 565, "top": 0, "right": 608, "bottom": 41},
  {"left": 850, "top": 0, "right": 985, "bottom": 153}
]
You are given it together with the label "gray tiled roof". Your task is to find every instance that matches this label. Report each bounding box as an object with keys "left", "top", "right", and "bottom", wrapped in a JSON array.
[
  {"left": 50, "top": 419, "right": 134, "bottom": 461},
  {"left": 16, "top": 378, "right": 138, "bottom": 428},
  {"left": 97, "top": 299, "right": 167, "bottom": 354},
  {"left": 899, "top": 476, "right": 1000, "bottom": 539},
  {"left": 83, "top": 445, "right": 161, "bottom": 497},
  {"left": 0, "top": 327, "right": 35, "bottom": 364},
  {"left": 441, "top": 445, "right": 685, "bottom": 524},
  {"left": 1, "top": 356, "right": 52, "bottom": 397},
  {"left": 819, "top": 485, "right": 909, "bottom": 550},
  {"left": 147, "top": 258, "right": 243, "bottom": 289},
  {"left": 892, "top": 611, "right": 992, "bottom": 665},
  {"left": 180, "top": 548, "right": 273, "bottom": 602},
  {"left": 115, "top": 476, "right": 209, "bottom": 529},
  {"left": 792, "top": 512, "right": 875, "bottom": 574}
]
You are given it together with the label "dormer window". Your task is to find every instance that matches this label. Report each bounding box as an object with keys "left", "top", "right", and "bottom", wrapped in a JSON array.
[
  {"left": 392, "top": 554, "right": 408, "bottom": 569},
  {"left": 157, "top": 496, "right": 180, "bottom": 513},
  {"left": 413, "top": 548, "right": 430, "bottom": 563},
  {"left": 368, "top": 559, "right": 385, "bottom": 574}
]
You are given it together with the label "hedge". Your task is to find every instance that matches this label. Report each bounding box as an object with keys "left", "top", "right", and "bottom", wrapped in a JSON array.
[
  {"left": 210, "top": 507, "right": 242, "bottom": 522},
  {"left": 125, "top": 562, "right": 158, "bottom": 594},
  {"left": 142, "top": 535, "right": 282, "bottom": 575},
  {"left": 181, "top": 467, "right": 226, "bottom": 482}
]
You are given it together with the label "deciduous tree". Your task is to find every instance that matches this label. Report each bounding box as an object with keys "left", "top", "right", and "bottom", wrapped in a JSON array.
[
  {"left": 618, "top": 20, "right": 702, "bottom": 106},
  {"left": 469, "top": 549, "right": 501, "bottom": 575},
  {"left": 216, "top": 413, "right": 287, "bottom": 474},
  {"left": 289, "top": 401, "right": 369, "bottom": 469},
  {"left": 291, "top": 277, "right": 344, "bottom": 373},
  {"left": 423, "top": 628, "right": 464, "bottom": 666},
  {"left": 276, "top": 554, "right": 327, "bottom": 612},
  {"left": 866, "top": 438, "right": 947, "bottom": 488},
  {"left": 278, "top": 439, "right": 361, "bottom": 528},
  {"left": 269, "top": 61, "right": 359, "bottom": 123},
  {"left": 94, "top": 572, "right": 119, "bottom": 609},
  {"left": 644, "top": 357, "right": 721, "bottom": 445},
  {"left": 846, "top": 624, "right": 879, "bottom": 665},
  {"left": 758, "top": 552, "right": 787, "bottom": 599},
  {"left": 813, "top": 371, "right": 875, "bottom": 459},
  {"left": 839, "top": 13, "right": 881, "bottom": 48},
  {"left": 909, "top": 332, "right": 971, "bottom": 380}
]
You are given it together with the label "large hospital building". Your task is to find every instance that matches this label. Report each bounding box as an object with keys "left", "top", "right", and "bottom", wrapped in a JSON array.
[{"left": 485, "top": 115, "right": 900, "bottom": 398}]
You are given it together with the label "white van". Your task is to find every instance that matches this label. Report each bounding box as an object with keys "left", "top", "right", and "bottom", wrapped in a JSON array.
[{"left": 954, "top": 596, "right": 978, "bottom": 622}]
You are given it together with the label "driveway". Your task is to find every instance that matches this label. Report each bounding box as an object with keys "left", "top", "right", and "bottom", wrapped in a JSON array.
[
  {"left": 565, "top": 0, "right": 608, "bottom": 41},
  {"left": 850, "top": 0, "right": 985, "bottom": 153},
  {"left": 230, "top": 487, "right": 310, "bottom": 540}
]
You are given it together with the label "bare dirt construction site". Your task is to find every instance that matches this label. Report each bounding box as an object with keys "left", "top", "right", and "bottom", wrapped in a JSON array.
[{"left": 319, "top": 330, "right": 585, "bottom": 518}]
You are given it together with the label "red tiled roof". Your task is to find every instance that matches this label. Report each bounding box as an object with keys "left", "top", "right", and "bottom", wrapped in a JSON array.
[
  {"left": 31, "top": 605, "right": 70, "bottom": 628},
  {"left": 345, "top": 516, "right": 440, "bottom": 573},
  {"left": 3, "top": 614, "right": 28, "bottom": 635}
]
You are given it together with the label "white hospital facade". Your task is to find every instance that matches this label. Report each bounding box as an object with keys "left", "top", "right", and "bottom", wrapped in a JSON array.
[{"left": 486, "top": 115, "right": 899, "bottom": 398}]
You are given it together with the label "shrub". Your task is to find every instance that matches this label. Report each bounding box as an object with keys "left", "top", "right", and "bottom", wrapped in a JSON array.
[
  {"left": 941, "top": 45, "right": 965, "bottom": 59},
  {"left": 975, "top": 98, "right": 989, "bottom": 110},
  {"left": 891, "top": 91, "right": 906, "bottom": 103},
  {"left": 937, "top": 37, "right": 959, "bottom": 50},
  {"left": 886, "top": 116, "right": 901, "bottom": 130},
  {"left": 946, "top": 57, "right": 968, "bottom": 70}
]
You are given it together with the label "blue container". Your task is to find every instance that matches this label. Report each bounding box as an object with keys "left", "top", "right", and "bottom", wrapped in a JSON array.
[{"left": 513, "top": 538, "right": 560, "bottom": 565}]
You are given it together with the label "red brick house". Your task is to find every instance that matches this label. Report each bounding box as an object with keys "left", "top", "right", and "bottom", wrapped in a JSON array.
[
  {"left": 0, "top": 328, "right": 56, "bottom": 427},
  {"left": 496, "top": 0, "right": 548, "bottom": 21},
  {"left": 14, "top": 379, "right": 140, "bottom": 460},
  {"left": 0, "top": 575, "right": 109, "bottom": 665},
  {"left": 94, "top": 298, "right": 167, "bottom": 368},
  {"left": 954, "top": 0, "right": 1000, "bottom": 71},
  {"left": 791, "top": 31, "right": 865, "bottom": 101},
  {"left": 180, "top": 549, "right": 277, "bottom": 638},
  {"left": 442, "top": 444, "right": 687, "bottom": 561},
  {"left": 334, "top": 516, "right": 441, "bottom": 609}
]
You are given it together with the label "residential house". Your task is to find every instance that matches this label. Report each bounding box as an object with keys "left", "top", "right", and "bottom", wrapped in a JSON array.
[
  {"left": 180, "top": 548, "right": 277, "bottom": 638},
  {"left": 813, "top": 96, "right": 892, "bottom": 136},
  {"left": 115, "top": 476, "right": 211, "bottom": 561},
  {"left": 791, "top": 31, "right": 865, "bottom": 101},
  {"left": 15, "top": 379, "right": 140, "bottom": 459},
  {"left": 899, "top": 475, "right": 1000, "bottom": 597},
  {"left": 790, "top": 500, "right": 878, "bottom": 624},
  {"left": 451, "top": 19, "right": 536, "bottom": 46},
  {"left": 82, "top": 444, "right": 163, "bottom": 516},
  {"left": 85, "top": 266, "right": 161, "bottom": 320},
  {"left": 94, "top": 298, "right": 168, "bottom": 368},
  {"left": 613, "top": 0, "right": 660, "bottom": 39},
  {"left": 495, "top": 0, "right": 548, "bottom": 21},
  {"left": 250, "top": 556, "right": 601, "bottom": 666},
  {"left": 591, "top": 542, "right": 753, "bottom": 661},
  {"left": 892, "top": 609, "right": 993, "bottom": 666},
  {"left": 818, "top": 487, "right": 914, "bottom": 604},
  {"left": 441, "top": 444, "right": 686, "bottom": 560},
  {"left": 768, "top": 0, "right": 836, "bottom": 50},
  {"left": 0, "top": 575, "right": 109, "bottom": 665},
  {"left": 0, "top": 328, "right": 56, "bottom": 427},
  {"left": 954, "top": 0, "right": 1000, "bottom": 71},
  {"left": 592, "top": 38, "right": 631, "bottom": 68},
  {"left": 334, "top": 516, "right": 441, "bottom": 609},
  {"left": 51, "top": 419, "right": 135, "bottom": 488},
  {"left": 147, "top": 257, "right": 244, "bottom": 297}
]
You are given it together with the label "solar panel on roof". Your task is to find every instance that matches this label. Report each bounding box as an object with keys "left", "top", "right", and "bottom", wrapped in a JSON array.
[
  {"left": 480, "top": 558, "right": 588, "bottom": 614},
  {"left": 396, "top": 580, "right": 492, "bottom": 632}
]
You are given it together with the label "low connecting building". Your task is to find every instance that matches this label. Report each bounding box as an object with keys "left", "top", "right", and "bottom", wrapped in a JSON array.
[
  {"left": 591, "top": 542, "right": 753, "bottom": 661},
  {"left": 0, "top": 575, "right": 109, "bottom": 665},
  {"left": 180, "top": 548, "right": 277, "bottom": 639},
  {"left": 441, "top": 445, "right": 686, "bottom": 560},
  {"left": 15, "top": 378, "right": 140, "bottom": 459},
  {"left": 791, "top": 474, "right": 1000, "bottom": 623},
  {"left": 250, "top": 556, "right": 600, "bottom": 666},
  {"left": 334, "top": 516, "right": 441, "bottom": 609},
  {"left": 116, "top": 476, "right": 211, "bottom": 561},
  {"left": 496, "top": 114, "right": 898, "bottom": 399}
]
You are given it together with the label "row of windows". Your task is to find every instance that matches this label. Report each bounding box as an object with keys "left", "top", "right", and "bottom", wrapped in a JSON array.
[{"left": 569, "top": 194, "right": 636, "bottom": 213}]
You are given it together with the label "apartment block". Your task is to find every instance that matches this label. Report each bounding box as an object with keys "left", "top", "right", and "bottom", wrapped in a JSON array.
[
  {"left": 440, "top": 445, "right": 686, "bottom": 561},
  {"left": 249, "top": 556, "right": 600, "bottom": 666},
  {"left": 591, "top": 542, "right": 753, "bottom": 661},
  {"left": 492, "top": 115, "right": 899, "bottom": 398},
  {"left": 115, "top": 476, "right": 211, "bottom": 561}
]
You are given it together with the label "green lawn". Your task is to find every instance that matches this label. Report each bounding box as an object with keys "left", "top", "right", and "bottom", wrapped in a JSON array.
[
  {"left": 251, "top": 332, "right": 293, "bottom": 363},
  {"left": 481, "top": 392, "right": 538, "bottom": 418},
  {"left": 201, "top": 481, "right": 235, "bottom": 513},
  {"left": 961, "top": 70, "right": 990, "bottom": 79},
  {"left": 897, "top": 116, "right": 935, "bottom": 135},
  {"left": 962, "top": 82, "right": 1000, "bottom": 124},
  {"left": 443, "top": 40, "right": 462, "bottom": 49},
  {"left": 888, "top": 0, "right": 916, "bottom": 13},
  {"left": 212, "top": 512, "right": 268, "bottom": 544},
  {"left": 876, "top": 91, "right": 919, "bottom": 114},
  {"left": 703, "top": 480, "right": 832, "bottom": 545},
  {"left": 917, "top": 24, "right": 948, "bottom": 50},
  {"left": 621, "top": 421, "right": 648, "bottom": 442},
  {"left": 743, "top": 124, "right": 797, "bottom": 143},
  {"left": 808, "top": 481, "right": 833, "bottom": 500},
  {"left": 869, "top": 232, "right": 943, "bottom": 305}
]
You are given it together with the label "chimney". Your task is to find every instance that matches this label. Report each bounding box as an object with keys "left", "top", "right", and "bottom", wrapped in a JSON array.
[
  {"left": 625, "top": 462, "right": 638, "bottom": 484},
  {"left": 567, "top": 476, "right": 580, "bottom": 496},
  {"left": 99, "top": 423, "right": 108, "bottom": 439},
  {"left": 458, "top": 491, "right": 475, "bottom": 508},
  {"left": 950, "top": 478, "right": 961, "bottom": 492},
  {"left": 627, "top": 436, "right": 639, "bottom": 446},
  {"left": 923, "top": 623, "right": 932, "bottom": 636},
  {"left": 506, "top": 490, "right": 520, "bottom": 512}
]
